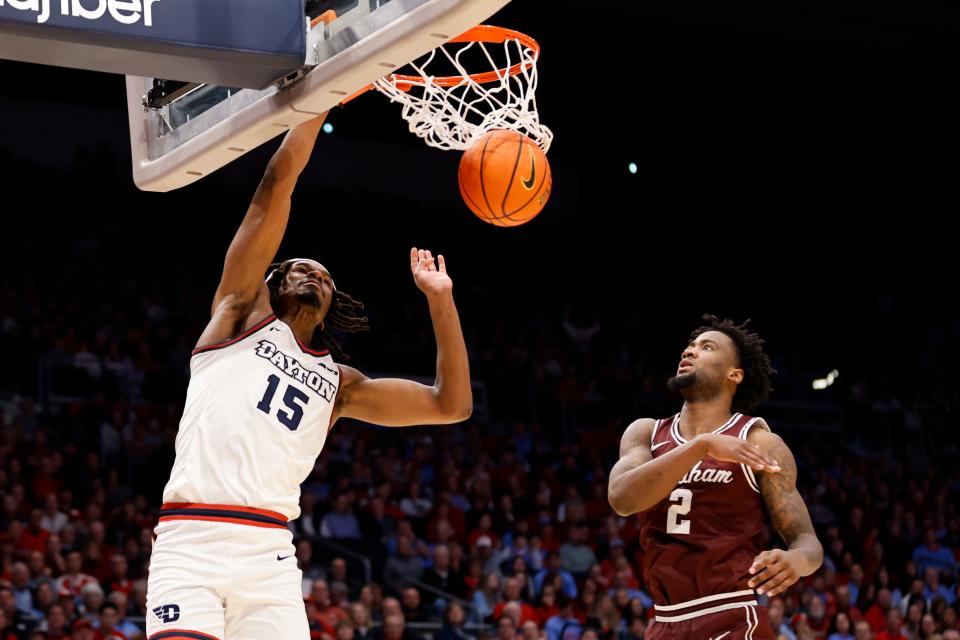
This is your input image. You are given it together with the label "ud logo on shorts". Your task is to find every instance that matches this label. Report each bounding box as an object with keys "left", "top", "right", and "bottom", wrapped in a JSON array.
[{"left": 152, "top": 604, "right": 181, "bottom": 623}]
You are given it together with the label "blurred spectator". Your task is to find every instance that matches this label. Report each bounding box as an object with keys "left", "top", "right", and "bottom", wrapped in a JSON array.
[
  {"left": 543, "top": 594, "right": 581, "bottom": 640},
  {"left": 913, "top": 530, "right": 957, "bottom": 579},
  {"left": 852, "top": 620, "right": 872, "bottom": 640},
  {"left": 94, "top": 602, "right": 126, "bottom": 640},
  {"left": 349, "top": 602, "right": 373, "bottom": 640},
  {"left": 496, "top": 615, "right": 518, "bottom": 640},
  {"left": 40, "top": 497, "right": 68, "bottom": 536},
  {"left": 104, "top": 593, "right": 138, "bottom": 639},
  {"left": 311, "top": 580, "right": 349, "bottom": 630},
  {"left": 321, "top": 495, "right": 362, "bottom": 540},
  {"left": 384, "top": 536, "right": 424, "bottom": 596},
  {"left": 336, "top": 619, "right": 356, "bottom": 640},
  {"left": 10, "top": 563, "right": 33, "bottom": 614},
  {"left": 435, "top": 602, "right": 474, "bottom": 640},
  {"left": 769, "top": 598, "right": 797, "bottom": 640},
  {"left": 470, "top": 572, "right": 500, "bottom": 624},
  {"left": 71, "top": 618, "right": 95, "bottom": 640},
  {"left": 400, "top": 587, "right": 430, "bottom": 624},
  {"left": 923, "top": 567, "right": 954, "bottom": 606},
  {"left": 875, "top": 609, "right": 907, "bottom": 640},
  {"left": 491, "top": 577, "right": 537, "bottom": 627},
  {"left": 558, "top": 526, "right": 596, "bottom": 579},
  {"left": 422, "top": 544, "right": 467, "bottom": 603},
  {"left": 534, "top": 554, "right": 577, "bottom": 599},
  {"left": 828, "top": 611, "right": 854, "bottom": 640}
]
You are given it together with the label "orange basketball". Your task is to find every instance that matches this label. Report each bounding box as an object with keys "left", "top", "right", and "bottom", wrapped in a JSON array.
[{"left": 458, "top": 129, "right": 552, "bottom": 227}]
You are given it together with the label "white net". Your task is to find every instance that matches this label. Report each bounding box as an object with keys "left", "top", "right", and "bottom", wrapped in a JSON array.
[{"left": 372, "top": 29, "right": 553, "bottom": 153}]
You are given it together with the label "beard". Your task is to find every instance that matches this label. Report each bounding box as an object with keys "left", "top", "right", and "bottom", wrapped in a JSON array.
[
  {"left": 295, "top": 289, "right": 322, "bottom": 307},
  {"left": 667, "top": 371, "right": 698, "bottom": 392}
]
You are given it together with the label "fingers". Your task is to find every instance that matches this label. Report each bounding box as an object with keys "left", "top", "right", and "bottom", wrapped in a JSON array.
[
  {"left": 748, "top": 570, "right": 777, "bottom": 593},
  {"left": 438, "top": 255, "right": 446, "bottom": 273},
  {"left": 411, "top": 247, "right": 437, "bottom": 273},
  {"left": 748, "top": 552, "right": 797, "bottom": 597},
  {"left": 742, "top": 453, "right": 780, "bottom": 473},
  {"left": 706, "top": 436, "right": 779, "bottom": 472},
  {"left": 759, "top": 570, "right": 797, "bottom": 597},
  {"left": 749, "top": 551, "right": 773, "bottom": 576},
  {"left": 735, "top": 448, "right": 767, "bottom": 471},
  {"left": 747, "top": 568, "right": 770, "bottom": 592},
  {"left": 746, "top": 442, "right": 778, "bottom": 467},
  {"left": 748, "top": 565, "right": 793, "bottom": 596},
  {"left": 739, "top": 444, "right": 780, "bottom": 472}
]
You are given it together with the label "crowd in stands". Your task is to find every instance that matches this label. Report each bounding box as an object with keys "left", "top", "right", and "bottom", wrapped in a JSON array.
[{"left": 1, "top": 170, "right": 958, "bottom": 640}]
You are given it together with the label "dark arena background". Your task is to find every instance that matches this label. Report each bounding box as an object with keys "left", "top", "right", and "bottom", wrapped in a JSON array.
[{"left": 1, "top": 0, "right": 959, "bottom": 638}]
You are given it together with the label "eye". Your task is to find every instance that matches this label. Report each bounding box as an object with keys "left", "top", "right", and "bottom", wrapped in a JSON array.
[{"left": 703, "top": 344, "right": 714, "bottom": 350}]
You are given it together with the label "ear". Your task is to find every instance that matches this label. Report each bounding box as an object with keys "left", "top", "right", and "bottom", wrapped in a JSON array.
[{"left": 728, "top": 368, "right": 744, "bottom": 385}]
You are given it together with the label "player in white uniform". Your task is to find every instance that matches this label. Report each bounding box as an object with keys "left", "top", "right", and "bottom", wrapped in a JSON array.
[{"left": 145, "top": 114, "right": 472, "bottom": 640}]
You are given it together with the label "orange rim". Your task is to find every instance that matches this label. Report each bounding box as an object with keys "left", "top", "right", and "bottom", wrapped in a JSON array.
[
  {"left": 340, "top": 25, "right": 540, "bottom": 103},
  {"left": 393, "top": 25, "right": 539, "bottom": 90},
  {"left": 310, "top": 9, "right": 337, "bottom": 27}
]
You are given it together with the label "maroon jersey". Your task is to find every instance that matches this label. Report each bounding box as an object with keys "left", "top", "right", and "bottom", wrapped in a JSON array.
[{"left": 638, "top": 412, "right": 770, "bottom": 623}]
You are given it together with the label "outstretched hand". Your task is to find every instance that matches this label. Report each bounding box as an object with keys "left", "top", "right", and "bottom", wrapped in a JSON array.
[{"left": 410, "top": 247, "right": 453, "bottom": 298}]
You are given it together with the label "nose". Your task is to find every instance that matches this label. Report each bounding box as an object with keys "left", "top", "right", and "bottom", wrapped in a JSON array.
[
  {"left": 305, "top": 269, "right": 328, "bottom": 286},
  {"left": 682, "top": 346, "right": 695, "bottom": 359}
]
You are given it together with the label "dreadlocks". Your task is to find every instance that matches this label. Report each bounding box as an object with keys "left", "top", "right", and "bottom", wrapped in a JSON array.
[
  {"left": 265, "top": 260, "right": 369, "bottom": 361},
  {"left": 691, "top": 314, "right": 775, "bottom": 414}
]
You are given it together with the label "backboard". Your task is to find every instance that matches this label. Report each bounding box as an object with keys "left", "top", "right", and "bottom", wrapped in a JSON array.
[{"left": 126, "top": 0, "right": 511, "bottom": 192}]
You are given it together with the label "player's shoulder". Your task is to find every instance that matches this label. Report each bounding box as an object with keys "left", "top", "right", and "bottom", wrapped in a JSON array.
[
  {"left": 624, "top": 417, "right": 657, "bottom": 436},
  {"left": 193, "top": 311, "right": 278, "bottom": 356},
  {"left": 618, "top": 417, "right": 656, "bottom": 450},
  {"left": 745, "top": 418, "right": 786, "bottom": 449}
]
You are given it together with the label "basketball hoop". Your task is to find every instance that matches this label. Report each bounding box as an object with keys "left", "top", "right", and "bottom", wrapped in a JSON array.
[{"left": 345, "top": 25, "right": 553, "bottom": 153}]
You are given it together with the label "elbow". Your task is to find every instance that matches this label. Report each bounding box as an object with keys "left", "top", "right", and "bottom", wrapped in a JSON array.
[
  {"left": 608, "top": 480, "right": 652, "bottom": 517},
  {"left": 607, "top": 486, "right": 635, "bottom": 518},
  {"left": 440, "top": 403, "right": 472, "bottom": 424},
  {"left": 434, "top": 387, "right": 472, "bottom": 423},
  {"left": 610, "top": 504, "right": 634, "bottom": 518}
]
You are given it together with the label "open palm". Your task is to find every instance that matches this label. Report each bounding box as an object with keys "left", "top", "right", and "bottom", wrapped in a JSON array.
[{"left": 410, "top": 247, "right": 452, "bottom": 297}]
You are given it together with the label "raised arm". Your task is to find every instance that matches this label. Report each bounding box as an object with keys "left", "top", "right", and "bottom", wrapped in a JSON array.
[
  {"left": 747, "top": 425, "right": 823, "bottom": 597},
  {"left": 196, "top": 115, "right": 327, "bottom": 349},
  {"left": 331, "top": 248, "right": 472, "bottom": 427},
  {"left": 608, "top": 418, "right": 782, "bottom": 516}
]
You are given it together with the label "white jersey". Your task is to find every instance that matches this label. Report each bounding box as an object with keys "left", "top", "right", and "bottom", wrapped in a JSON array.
[{"left": 162, "top": 315, "right": 339, "bottom": 520}]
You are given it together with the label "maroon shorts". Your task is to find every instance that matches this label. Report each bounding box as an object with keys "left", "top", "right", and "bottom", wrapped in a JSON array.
[{"left": 646, "top": 604, "right": 774, "bottom": 640}]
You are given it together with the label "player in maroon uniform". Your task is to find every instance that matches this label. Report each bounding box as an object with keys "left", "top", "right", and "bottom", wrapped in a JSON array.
[{"left": 608, "top": 315, "right": 823, "bottom": 639}]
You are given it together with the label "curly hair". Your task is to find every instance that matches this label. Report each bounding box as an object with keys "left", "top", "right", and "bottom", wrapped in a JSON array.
[
  {"left": 692, "top": 314, "right": 775, "bottom": 413},
  {"left": 265, "top": 260, "right": 368, "bottom": 361}
]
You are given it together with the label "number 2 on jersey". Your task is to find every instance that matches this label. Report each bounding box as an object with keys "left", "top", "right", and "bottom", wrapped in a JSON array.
[
  {"left": 667, "top": 488, "right": 692, "bottom": 534},
  {"left": 257, "top": 374, "right": 309, "bottom": 430}
]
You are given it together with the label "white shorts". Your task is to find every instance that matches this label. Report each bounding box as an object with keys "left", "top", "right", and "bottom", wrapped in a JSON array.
[{"left": 146, "top": 503, "right": 307, "bottom": 640}]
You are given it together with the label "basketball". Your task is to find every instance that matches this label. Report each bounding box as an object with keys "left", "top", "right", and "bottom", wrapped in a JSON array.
[{"left": 458, "top": 129, "right": 552, "bottom": 227}]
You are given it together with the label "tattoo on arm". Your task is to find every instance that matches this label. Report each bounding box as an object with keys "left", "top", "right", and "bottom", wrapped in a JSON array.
[{"left": 758, "top": 435, "right": 815, "bottom": 545}]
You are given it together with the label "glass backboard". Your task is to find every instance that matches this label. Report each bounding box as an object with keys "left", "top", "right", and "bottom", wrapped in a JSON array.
[{"left": 126, "top": 0, "right": 511, "bottom": 192}]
